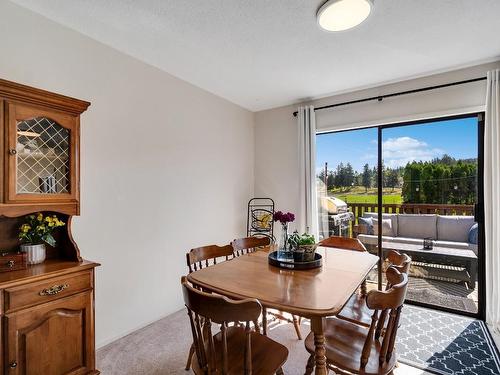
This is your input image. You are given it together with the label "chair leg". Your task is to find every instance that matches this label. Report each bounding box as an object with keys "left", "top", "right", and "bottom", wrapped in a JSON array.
[
  {"left": 185, "top": 344, "right": 194, "bottom": 371},
  {"left": 253, "top": 319, "right": 261, "bottom": 333},
  {"left": 304, "top": 353, "right": 315, "bottom": 375},
  {"left": 292, "top": 315, "right": 302, "bottom": 340}
]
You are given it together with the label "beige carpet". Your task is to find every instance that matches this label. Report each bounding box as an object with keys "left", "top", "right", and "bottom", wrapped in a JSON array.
[{"left": 97, "top": 309, "right": 431, "bottom": 374}]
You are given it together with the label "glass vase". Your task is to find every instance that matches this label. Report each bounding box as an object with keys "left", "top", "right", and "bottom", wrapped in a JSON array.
[{"left": 278, "top": 222, "right": 289, "bottom": 251}]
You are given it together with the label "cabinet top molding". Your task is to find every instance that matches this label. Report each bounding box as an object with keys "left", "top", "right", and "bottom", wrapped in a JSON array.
[{"left": 0, "top": 78, "right": 90, "bottom": 116}]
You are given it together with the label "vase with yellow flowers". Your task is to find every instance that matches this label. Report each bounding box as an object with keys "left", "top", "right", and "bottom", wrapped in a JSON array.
[{"left": 18, "top": 213, "right": 65, "bottom": 265}]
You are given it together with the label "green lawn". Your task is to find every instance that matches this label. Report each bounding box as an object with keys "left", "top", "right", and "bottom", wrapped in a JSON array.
[
  {"left": 334, "top": 194, "right": 402, "bottom": 204},
  {"left": 329, "top": 186, "right": 402, "bottom": 205}
]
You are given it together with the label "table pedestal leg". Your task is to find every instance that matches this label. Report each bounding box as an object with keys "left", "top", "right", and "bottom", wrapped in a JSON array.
[
  {"left": 311, "top": 317, "right": 328, "bottom": 375},
  {"left": 262, "top": 307, "right": 268, "bottom": 336}
]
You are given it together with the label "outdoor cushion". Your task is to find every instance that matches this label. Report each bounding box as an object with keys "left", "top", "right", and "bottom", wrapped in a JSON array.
[
  {"left": 358, "top": 217, "right": 374, "bottom": 235},
  {"left": 398, "top": 214, "right": 437, "bottom": 239},
  {"left": 468, "top": 223, "right": 479, "bottom": 244},
  {"left": 437, "top": 215, "right": 475, "bottom": 242},
  {"left": 364, "top": 213, "right": 398, "bottom": 237},
  {"left": 373, "top": 218, "right": 394, "bottom": 236}
]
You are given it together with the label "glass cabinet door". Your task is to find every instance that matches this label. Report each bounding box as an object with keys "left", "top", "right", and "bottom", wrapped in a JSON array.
[
  {"left": 6, "top": 103, "right": 78, "bottom": 202},
  {"left": 16, "top": 117, "right": 70, "bottom": 194}
]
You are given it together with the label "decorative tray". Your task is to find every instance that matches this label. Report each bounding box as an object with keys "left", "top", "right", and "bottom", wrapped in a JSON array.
[{"left": 268, "top": 251, "right": 322, "bottom": 270}]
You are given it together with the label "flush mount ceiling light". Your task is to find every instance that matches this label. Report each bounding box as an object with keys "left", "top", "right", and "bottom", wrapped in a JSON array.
[{"left": 317, "top": 0, "right": 373, "bottom": 32}]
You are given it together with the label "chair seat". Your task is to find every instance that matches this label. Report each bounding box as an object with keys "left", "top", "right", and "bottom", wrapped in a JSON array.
[
  {"left": 192, "top": 326, "right": 288, "bottom": 374},
  {"left": 305, "top": 318, "right": 396, "bottom": 375},
  {"left": 337, "top": 292, "right": 372, "bottom": 326}
]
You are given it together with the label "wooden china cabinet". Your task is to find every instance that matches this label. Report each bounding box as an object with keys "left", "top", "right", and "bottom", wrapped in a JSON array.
[{"left": 0, "top": 79, "right": 99, "bottom": 374}]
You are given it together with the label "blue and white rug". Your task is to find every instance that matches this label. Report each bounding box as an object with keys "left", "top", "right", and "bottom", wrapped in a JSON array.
[{"left": 397, "top": 305, "right": 500, "bottom": 375}]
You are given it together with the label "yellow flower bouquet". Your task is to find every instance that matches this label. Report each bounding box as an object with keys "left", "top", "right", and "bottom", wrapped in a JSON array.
[{"left": 19, "top": 212, "right": 65, "bottom": 247}]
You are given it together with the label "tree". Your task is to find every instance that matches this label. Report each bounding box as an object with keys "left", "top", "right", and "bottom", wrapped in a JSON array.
[
  {"left": 386, "top": 169, "right": 399, "bottom": 192},
  {"left": 334, "top": 162, "right": 344, "bottom": 188},
  {"left": 361, "top": 164, "right": 371, "bottom": 192},
  {"left": 401, "top": 159, "right": 477, "bottom": 204},
  {"left": 345, "top": 163, "right": 355, "bottom": 188},
  {"left": 402, "top": 162, "right": 422, "bottom": 203}
]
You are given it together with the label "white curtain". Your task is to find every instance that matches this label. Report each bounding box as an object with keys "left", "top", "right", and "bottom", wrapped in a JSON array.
[
  {"left": 485, "top": 69, "right": 500, "bottom": 335},
  {"left": 298, "top": 106, "right": 319, "bottom": 238}
]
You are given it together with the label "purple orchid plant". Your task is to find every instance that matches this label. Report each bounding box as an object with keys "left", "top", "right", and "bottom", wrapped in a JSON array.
[{"left": 273, "top": 211, "right": 295, "bottom": 225}]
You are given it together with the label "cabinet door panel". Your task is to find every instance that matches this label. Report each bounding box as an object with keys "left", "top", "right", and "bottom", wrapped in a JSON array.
[
  {"left": 5, "top": 291, "right": 94, "bottom": 375},
  {"left": 5, "top": 102, "right": 79, "bottom": 204}
]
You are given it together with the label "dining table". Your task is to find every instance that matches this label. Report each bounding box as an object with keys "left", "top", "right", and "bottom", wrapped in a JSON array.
[{"left": 187, "top": 245, "right": 379, "bottom": 375}]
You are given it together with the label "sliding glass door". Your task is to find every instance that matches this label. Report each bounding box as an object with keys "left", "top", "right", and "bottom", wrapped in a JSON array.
[
  {"left": 316, "top": 113, "right": 484, "bottom": 317},
  {"left": 381, "top": 114, "right": 482, "bottom": 316}
]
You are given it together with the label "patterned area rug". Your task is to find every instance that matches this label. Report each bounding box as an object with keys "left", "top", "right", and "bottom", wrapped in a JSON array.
[{"left": 397, "top": 305, "right": 500, "bottom": 374}]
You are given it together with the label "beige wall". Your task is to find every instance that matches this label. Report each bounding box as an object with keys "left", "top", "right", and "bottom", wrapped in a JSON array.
[
  {"left": 0, "top": 1, "right": 254, "bottom": 347},
  {"left": 255, "top": 61, "right": 500, "bottom": 232}
]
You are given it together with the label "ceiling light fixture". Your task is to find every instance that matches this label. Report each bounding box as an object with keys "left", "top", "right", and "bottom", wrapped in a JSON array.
[{"left": 317, "top": 0, "right": 373, "bottom": 32}]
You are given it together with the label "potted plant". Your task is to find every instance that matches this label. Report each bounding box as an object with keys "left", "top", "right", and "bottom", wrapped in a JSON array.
[
  {"left": 18, "top": 213, "right": 65, "bottom": 265},
  {"left": 288, "top": 232, "right": 317, "bottom": 262}
]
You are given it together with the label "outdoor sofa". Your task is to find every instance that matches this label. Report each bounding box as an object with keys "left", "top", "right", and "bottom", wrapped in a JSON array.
[{"left": 355, "top": 212, "right": 478, "bottom": 287}]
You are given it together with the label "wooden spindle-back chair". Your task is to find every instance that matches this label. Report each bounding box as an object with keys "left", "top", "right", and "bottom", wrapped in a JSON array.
[
  {"left": 184, "top": 244, "right": 235, "bottom": 370},
  {"left": 319, "top": 236, "right": 367, "bottom": 252},
  {"left": 231, "top": 236, "right": 271, "bottom": 256},
  {"left": 338, "top": 250, "right": 411, "bottom": 326},
  {"left": 186, "top": 244, "right": 235, "bottom": 273},
  {"left": 319, "top": 236, "right": 369, "bottom": 296},
  {"left": 304, "top": 267, "right": 408, "bottom": 375},
  {"left": 232, "top": 236, "right": 302, "bottom": 340},
  {"left": 181, "top": 277, "right": 288, "bottom": 375},
  {"left": 385, "top": 250, "right": 411, "bottom": 275}
]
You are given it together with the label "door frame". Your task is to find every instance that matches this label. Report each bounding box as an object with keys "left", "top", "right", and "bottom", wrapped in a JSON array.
[{"left": 377, "top": 112, "right": 485, "bottom": 319}]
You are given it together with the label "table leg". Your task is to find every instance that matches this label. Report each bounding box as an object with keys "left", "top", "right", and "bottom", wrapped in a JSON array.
[
  {"left": 311, "top": 316, "right": 328, "bottom": 375},
  {"left": 468, "top": 259, "right": 478, "bottom": 289},
  {"left": 262, "top": 307, "right": 268, "bottom": 336}
]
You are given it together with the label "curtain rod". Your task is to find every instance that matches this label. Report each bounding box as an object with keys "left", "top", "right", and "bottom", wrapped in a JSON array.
[{"left": 292, "top": 76, "right": 487, "bottom": 117}]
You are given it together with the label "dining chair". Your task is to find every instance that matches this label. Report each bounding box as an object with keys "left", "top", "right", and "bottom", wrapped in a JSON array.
[
  {"left": 185, "top": 244, "right": 236, "bottom": 370},
  {"left": 319, "top": 235, "right": 367, "bottom": 252},
  {"left": 181, "top": 276, "right": 288, "bottom": 375},
  {"left": 231, "top": 236, "right": 271, "bottom": 256},
  {"left": 231, "top": 236, "right": 303, "bottom": 340},
  {"left": 304, "top": 267, "right": 409, "bottom": 375},
  {"left": 338, "top": 250, "right": 411, "bottom": 327},
  {"left": 319, "top": 235, "right": 369, "bottom": 296}
]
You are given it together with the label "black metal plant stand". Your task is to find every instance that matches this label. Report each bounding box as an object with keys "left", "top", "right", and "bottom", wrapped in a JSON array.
[{"left": 247, "top": 198, "right": 275, "bottom": 242}]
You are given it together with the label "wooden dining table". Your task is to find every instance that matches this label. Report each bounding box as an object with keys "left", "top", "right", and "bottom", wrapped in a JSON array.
[{"left": 187, "top": 246, "right": 379, "bottom": 375}]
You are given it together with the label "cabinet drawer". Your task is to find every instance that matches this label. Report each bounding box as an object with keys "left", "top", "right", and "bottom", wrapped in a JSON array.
[{"left": 4, "top": 271, "right": 92, "bottom": 312}]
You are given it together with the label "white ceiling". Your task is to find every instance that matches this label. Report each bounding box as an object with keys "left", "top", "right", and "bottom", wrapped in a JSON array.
[{"left": 11, "top": 0, "right": 500, "bottom": 111}]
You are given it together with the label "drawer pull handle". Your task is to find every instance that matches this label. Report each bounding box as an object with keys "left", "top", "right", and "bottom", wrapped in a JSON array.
[
  {"left": 39, "top": 284, "right": 69, "bottom": 296},
  {"left": 9, "top": 361, "right": 17, "bottom": 368},
  {"left": 6, "top": 260, "right": 15, "bottom": 268}
]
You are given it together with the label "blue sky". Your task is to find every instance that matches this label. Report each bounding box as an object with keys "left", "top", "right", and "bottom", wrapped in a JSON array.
[{"left": 316, "top": 117, "right": 478, "bottom": 173}]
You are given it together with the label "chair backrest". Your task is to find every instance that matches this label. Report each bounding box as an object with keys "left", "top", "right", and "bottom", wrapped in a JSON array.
[
  {"left": 181, "top": 276, "right": 262, "bottom": 374},
  {"left": 360, "top": 267, "right": 408, "bottom": 369},
  {"left": 385, "top": 250, "right": 411, "bottom": 275},
  {"left": 318, "top": 236, "right": 367, "bottom": 252},
  {"left": 231, "top": 236, "right": 271, "bottom": 256},
  {"left": 186, "top": 244, "right": 235, "bottom": 273}
]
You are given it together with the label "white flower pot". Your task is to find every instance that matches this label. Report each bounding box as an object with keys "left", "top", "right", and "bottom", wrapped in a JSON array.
[{"left": 20, "top": 243, "right": 46, "bottom": 265}]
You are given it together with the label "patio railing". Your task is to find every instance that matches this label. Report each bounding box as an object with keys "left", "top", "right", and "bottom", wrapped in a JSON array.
[{"left": 348, "top": 203, "right": 474, "bottom": 224}]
